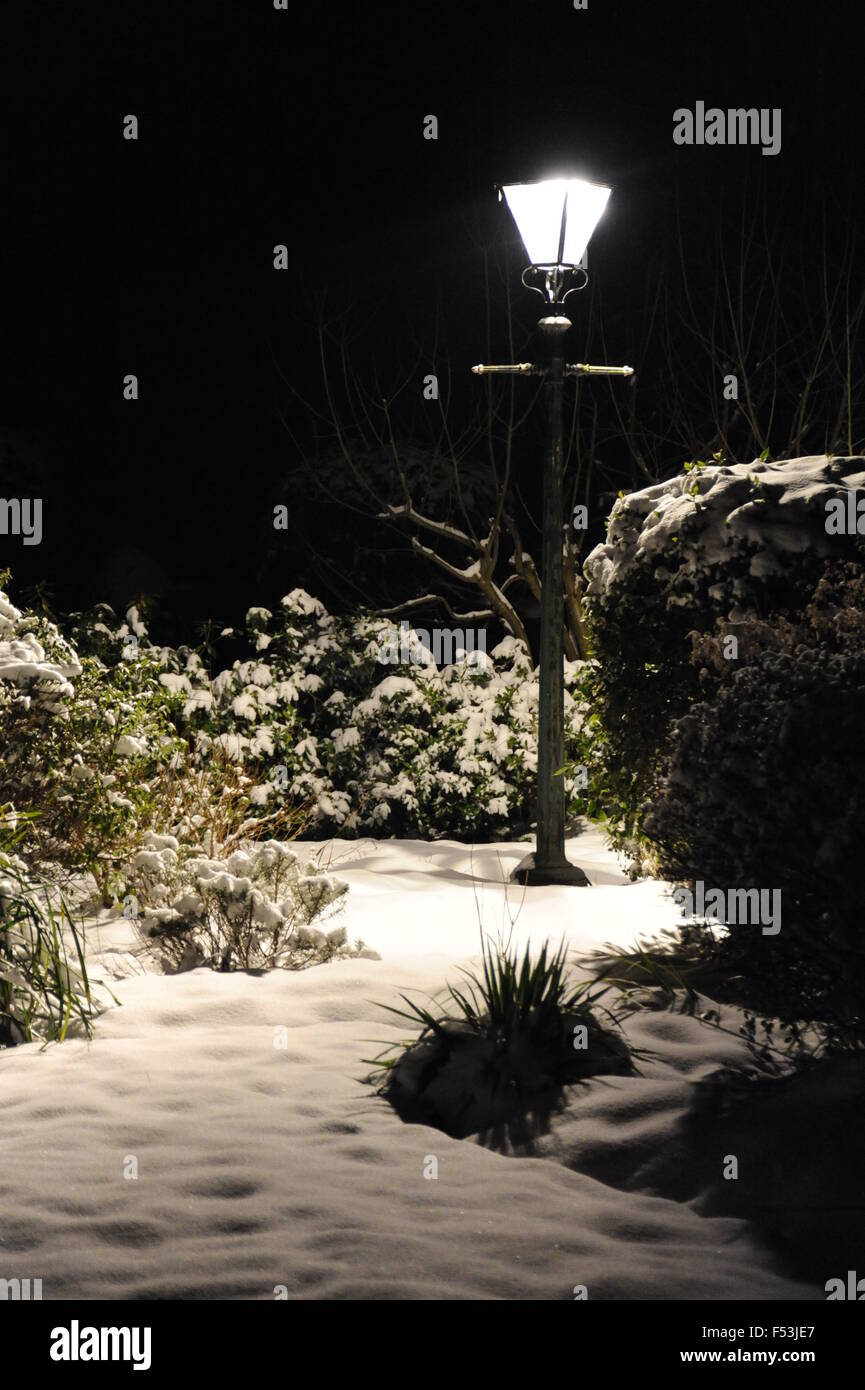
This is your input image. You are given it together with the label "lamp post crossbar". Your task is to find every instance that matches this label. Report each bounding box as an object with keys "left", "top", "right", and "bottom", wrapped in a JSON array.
[
  {"left": 471, "top": 362, "right": 542, "bottom": 376},
  {"left": 567, "top": 362, "right": 635, "bottom": 378},
  {"left": 472, "top": 362, "right": 634, "bottom": 378}
]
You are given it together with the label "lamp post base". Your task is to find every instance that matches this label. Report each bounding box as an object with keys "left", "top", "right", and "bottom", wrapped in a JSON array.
[{"left": 510, "top": 853, "right": 591, "bottom": 887}]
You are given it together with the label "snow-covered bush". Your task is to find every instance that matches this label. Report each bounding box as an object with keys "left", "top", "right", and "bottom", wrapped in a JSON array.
[
  {"left": 0, "top": 586, "right": 187, "bottom": 900},
  {"left": 583, "top": 454, "right": 865, "bottom": 848},
  {"left": 188, "top": 592, "right": 589, "bottom": 838},
  {"left": 127, "top": 834, "right": 359, "bottom": 972},
  {"left": 1, "top": 571, "right": 590, "bottom": 905},
  {"left": 0, "top": 585, "right": 311, "bottom": 899}
]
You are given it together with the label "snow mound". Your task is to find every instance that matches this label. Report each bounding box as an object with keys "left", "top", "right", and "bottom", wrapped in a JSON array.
[{"left": 585, "top": 454, "right": 865, "bottom": 607}]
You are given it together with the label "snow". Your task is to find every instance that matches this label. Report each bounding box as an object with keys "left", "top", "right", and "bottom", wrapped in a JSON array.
[
  {"left": 281, "top": 589, "right": 326, "bottom": 617},
  {"left": 115, "top": 734, "right": 148, "bottom": 758},
  {"left": 0, "top": 593, "right": 23, "bottom": 631},
  {"left": 159, "top": 672, "right": 191, "bottom": 694},
  {"left": 585, "top": 454, "right": 865, "bottom": 604},
  {"left": 354, "top": 675, "right": 425, "bottom": 716},
  {"left": 331, "top": 727, "right": 360, "bottom": 753},
  {"left": 0, "top": 633, "right": 81, "bottom": 691},
  {"left": 0, "top": 834, "right": 841, "bottom": 1300}
]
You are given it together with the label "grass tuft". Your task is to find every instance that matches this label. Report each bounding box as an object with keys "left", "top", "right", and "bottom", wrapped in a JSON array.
[{"left": 0, "top": 805, "right": 96, "bottom": 1047}]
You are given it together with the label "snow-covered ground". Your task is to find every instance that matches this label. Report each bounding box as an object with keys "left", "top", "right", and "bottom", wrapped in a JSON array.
[{"left": 0, "top": 834, "right": 850, "bottom": 1300}]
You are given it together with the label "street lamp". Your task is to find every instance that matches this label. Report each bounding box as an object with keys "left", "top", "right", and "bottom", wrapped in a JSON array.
[{"left": 472, "top": 176, "right": 634, "bottom": 886}]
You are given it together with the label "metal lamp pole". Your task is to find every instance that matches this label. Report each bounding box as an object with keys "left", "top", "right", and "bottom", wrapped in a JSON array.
[{"left": 473, "top": 292, "right": 633, "bottom": 886}]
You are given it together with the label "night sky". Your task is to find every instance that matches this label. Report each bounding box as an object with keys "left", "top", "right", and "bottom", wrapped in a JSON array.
[{"left": 0, "top": 0, "right": 859, "bottom": 634}]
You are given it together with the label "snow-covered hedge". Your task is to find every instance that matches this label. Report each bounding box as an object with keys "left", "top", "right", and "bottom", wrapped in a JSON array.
[
  {"left": 585, "top": 453, "right": 865, "bottom": 611},
  {"left": 644, "top": 562, "right": 865, "bottom": 1041},
  {"left": 0, "top": 590, "right": 189, "bottom": 899},
  {"left": 582, "top": 453, "right": 865, "bottom": 848},
  {"left": 0, "top": 592, "right": 362, "bottom": 981},
  {"left": 174, "top": 591, "right": 589, "bottom": 838},
  {"left": 0, "top": 580, "right": 590, "bottom": 869}
]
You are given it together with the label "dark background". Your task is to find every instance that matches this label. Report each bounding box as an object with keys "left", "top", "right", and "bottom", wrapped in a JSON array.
[{"left": 0, "top": 0, "right": 859, "bottom": 636}]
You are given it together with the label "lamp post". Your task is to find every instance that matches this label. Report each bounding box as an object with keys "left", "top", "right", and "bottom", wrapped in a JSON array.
[{"left": 472, "top": 177, "right": 634, "bottom": 887}]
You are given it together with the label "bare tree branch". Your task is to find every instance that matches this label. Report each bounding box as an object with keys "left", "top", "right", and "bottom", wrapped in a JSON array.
[{"left": 378, "top": 593, "right": 495, "bottom": 623}]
